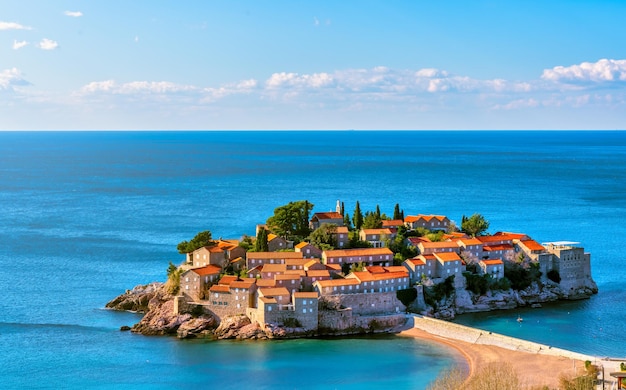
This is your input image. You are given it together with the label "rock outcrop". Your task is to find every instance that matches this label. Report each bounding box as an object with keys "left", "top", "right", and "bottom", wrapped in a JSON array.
[{"left": 105, "top": 283, "right": 165, "bottom": 313}]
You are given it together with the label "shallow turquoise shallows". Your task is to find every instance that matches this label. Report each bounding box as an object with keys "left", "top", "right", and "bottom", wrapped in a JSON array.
[{"left": 1, "top": 131, "right": 625, "bottom": 388}]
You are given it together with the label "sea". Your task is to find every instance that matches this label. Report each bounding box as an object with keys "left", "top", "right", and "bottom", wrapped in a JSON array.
[{"left": 0, "top": 130, "right": 625, "bottom": 389}]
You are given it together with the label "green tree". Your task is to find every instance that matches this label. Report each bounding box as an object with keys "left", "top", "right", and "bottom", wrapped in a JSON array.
[
  {"left": 254, "top": 228, "right": 269, "bottom": 252},
  {"left": 308, "top": 223, "right": 337, "bottom": 249},
  {"left": 343, "top": 213, "right": 352, "bottom": 229},
  {"left": 461, "top": 213, "right": 490, "bottom": 237},
  {"left": 375, "top": 204, "right": 381, "bottom": 219},
  {"left": 393, "top": 203, "right": 402, "bottom": 220},
  {"left": 177, "top": 230, "right": 215, "bottom": 254},
  {"left": 353, "top": 201, "right": 364, "bottom": 230},
  {"left": 164, "top": 261, "right": 182, "bottom": 295},
  {"left": 266, "top": 200, "right": 314, "bottom": 240},
  {"left": 362, "top": 211, "right": 383, "bottom": 229},
  {"left": 340, "top": 201, "right": 345, "bottom": 217}
]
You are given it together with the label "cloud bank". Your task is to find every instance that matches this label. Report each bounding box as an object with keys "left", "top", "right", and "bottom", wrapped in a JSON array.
[{"left": 0, "top": 21, "right": 32, "bottom": 30}]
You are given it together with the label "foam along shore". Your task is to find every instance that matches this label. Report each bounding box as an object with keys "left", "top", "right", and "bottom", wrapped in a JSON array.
[{"left": 399, "top": 315, "right": 611, "bottom": 389}]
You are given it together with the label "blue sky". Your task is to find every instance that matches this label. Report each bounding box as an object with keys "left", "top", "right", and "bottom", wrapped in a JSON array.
[{"left": 2, "top": 1, "right": 626, "bottom": 130}]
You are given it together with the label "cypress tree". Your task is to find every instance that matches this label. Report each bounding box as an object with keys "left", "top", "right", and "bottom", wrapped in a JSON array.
[
  {"left": 375, "top": 204, "right": 381, "bottom": 219},
  {"left": 353, "top": 201, "right": 364, "bottom": 230},
  {"left": 393, "top": 203, "right": 401, "bottom": 220}
]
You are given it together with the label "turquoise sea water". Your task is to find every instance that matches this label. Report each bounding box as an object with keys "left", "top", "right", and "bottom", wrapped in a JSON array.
[{"left": 1, "top": 131, "right": 625, "bottom": 388}]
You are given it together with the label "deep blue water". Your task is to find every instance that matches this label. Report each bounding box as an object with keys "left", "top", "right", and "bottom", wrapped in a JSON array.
[{"left": 1, "top": 130, "right": 625, "bottom": 388}]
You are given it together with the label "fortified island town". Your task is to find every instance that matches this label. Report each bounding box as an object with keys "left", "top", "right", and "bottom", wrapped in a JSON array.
[{"left": 109, "top": 200, "right": 598, "bottom": 341}]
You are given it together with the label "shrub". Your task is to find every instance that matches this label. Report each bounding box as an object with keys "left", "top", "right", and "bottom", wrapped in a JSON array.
[
  {"left": 396, "top": 287, "right": 418, "bottom": 306},
  {"left": 464, "top": 272, "right": 490, "bottom": 295}
]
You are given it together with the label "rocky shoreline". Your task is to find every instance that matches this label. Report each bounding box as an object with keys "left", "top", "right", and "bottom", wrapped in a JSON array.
[{"left": 106, "top": 280, "right": 597, "bottom": 339}]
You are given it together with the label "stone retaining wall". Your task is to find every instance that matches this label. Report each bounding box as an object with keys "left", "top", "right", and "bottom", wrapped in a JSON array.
[{"left": 411, "top": 315, "right": 597, "bottom": 362}]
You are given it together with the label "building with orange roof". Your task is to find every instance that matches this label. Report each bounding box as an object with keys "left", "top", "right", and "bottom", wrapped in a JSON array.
[
  {"left": 304, "top": 259, "right": 326, "bottom": 271},
  {"left": 322, "top": 247, "right": 393, "bottom": 267},
  {"left": 216, "top": 239, "right": 247, "bottom": 262},
  {"left": 404, "top": 214, "right": 450, "bottom": 231},
  {"left": 515, "top": 239, "right": 546, "bottom": 260},
  {"left": 309, "top": 211, "right": 344, "bottom": 230},
  {"left": 285, "top": 258, "right": 311, "bottom": 270},
  {"left": 302, "top": 269, "right": 331, "bottom": 290},
  {"left": 417, "top": 240, "right": 460, "bottom": 255},
  {"left": 382, "top": 219, "right": 405, "bottom": 228},
  {"left": 294, "top": 241, "right": 323, "bottom": 259},
  {"left": 246, "top": 251, "right": 303, "bottom": 269},
  {"left": 479, "top": 258, "right": 504, "bottom": 279},
  {"left": 274, "top": 273, "right": 302, "bottom": 294},
  {"left": 403, "top": 257, "right": 426, "bottom": 284},
  {"left": 260, "top": 263, "right": 287, "bottom": 279},
  {"left": 434, "top": 252, "right": 464, "bottom": 279},
  {"left": 180, "top": 265, "right": 222, "bottom": 300},
  {"left": 267, "top": 233, "right": 290, "bottom": 251},
  {"left": 313, "top": 278, "right": 361, "bottom": 295},
  {"left": 332, "top": 226, "right": 350, "bottom": 248},
  {"left": 359, "top": 228, "right": 394, "bottom": 248},
  {"left": 456, "top": 238, "right": 484, "bottom": 261},
  {"left": 190, "top": 245, "right": 227, "bottom": 268},
  {"left": 483, "top": 243, "right": 514, "bottom": 260}
]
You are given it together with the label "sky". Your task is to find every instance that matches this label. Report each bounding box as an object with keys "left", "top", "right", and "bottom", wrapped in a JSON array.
[{"left": 2, "top": 1, "right": 626, "bottom": 130}]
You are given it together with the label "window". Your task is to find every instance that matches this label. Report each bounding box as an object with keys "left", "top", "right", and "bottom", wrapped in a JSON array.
[
  {"left": 237, "top": 304, "right": 241, "bottom": 309},
  {"left": 303, "top": 309, "right": 307, "bottom": 314},
  {"left": 303, "top": 300, "right": 307, "bottom": 305},
  {"left": 185, "top": 277, "right": 189, "bottom": 282},
  {"left": 268, "top": 306, "right": 272, "bottom": 311},
  {"left": 309, "top": 308, "right": 313, "bottom": 313},
  {"left": 291, "top": 280, "right": 295, "bottom": 284}
]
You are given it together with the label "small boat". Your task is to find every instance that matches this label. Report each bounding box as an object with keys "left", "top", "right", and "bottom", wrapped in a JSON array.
[{"left": 517, "top": 315, "right": 523, "bottom": 323}]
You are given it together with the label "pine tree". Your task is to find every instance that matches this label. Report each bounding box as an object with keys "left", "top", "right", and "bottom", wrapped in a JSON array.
[
  {"left": 375, "top": 204, "right": 381, "bottom": 219},
  {"left": 255, "top": 228, "right": 269, "bottom": 252},
  {"left": 340, "top": 201, "right": 345, "bottom": 217}
]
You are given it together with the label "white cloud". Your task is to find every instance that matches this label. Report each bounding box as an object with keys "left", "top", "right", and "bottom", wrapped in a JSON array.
[
  {"left": 80, "top": 80, "right": 197, "bottom": 95},
  {"left": 542, "top": 59, "right": 626, "bottom": 83},
  {"left": 0, "top": 21, "right": 32, "bottom": 30},
  {"left": 37, "top": 38, "right": 59, "bottom": 50},
  {"left": 0, "top": 68, "right": 30, "bottom": 91},
  {"left": 64, "top": 11, "right": 83, "bottom": 17},
  {"left": 12, "top": 40, "right": 28, "bottom": 50}
]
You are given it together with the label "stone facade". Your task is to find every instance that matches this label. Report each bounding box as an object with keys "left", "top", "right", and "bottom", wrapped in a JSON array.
[
  {"left": 246, "top": 251, "right": 304, "bottom": 269},
  {"left": 322, "top": 247, "right": 394, "bottom": 267}
]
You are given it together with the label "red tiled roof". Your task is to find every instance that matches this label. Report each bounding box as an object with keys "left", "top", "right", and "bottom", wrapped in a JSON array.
[
  {"left": 189, "top": 265, "right": 221, "bottom": 276},
  {"left": 408, "top": 236, "right": 431, "bottom": 244},
  {"left": 335, "top": 226, "right": 349, "bottom": 234},
  {"left": 382, "top": 219, "right": 404, "bottom": 227},
  {"left": 366, "top": 266, "right": 386, "bottom": 274},
  {"left": 311, "top": 212, "right": 343, "bottom": 220},
  {"left": 457, "top": 238, "right": 483, "bottom": 246},
  {"left": 261, "top": 263, "right": 287, "bottom": 273},
  {"left": 483, "top": 244, "right": 514, "bottom": 251},
  {"left": 306, "top": 270, "right": 330, "bottom": 278},
  {"left": 419, "top": 241, "right": 460, "bottom": 249},
  {"left": 477, "top": 235, "right": 517, "bottom": 244},
  {"left": 218, "top": 275, "right": 238, "bottom": 285},
  {"left": 293, "top": 292, "right": 319, "bottom": 299},
  {"left": 259, "top": 287, "right": 290, "bottom": 297},
  {"left": 434, "top": 252, "right": 462, "bottom": 262},
  {"left": 260, "top": 297, "right": 277, "bottom": 304},
  {"left": 230, "top": 280, "right": 255, "bottom": 289},
  {"left": 256, "top": 279, "right": 276, "bottom": 287},
  {"left": 520, "top": 239, "right": 545, "bottom": 251},
  {"left": 325, "top": 264, "right": 342, "bottom": 271},
  {"left": 481, "top": 259, "right": 504, "bottom": 265},
  {"left": 384, "top": 266, "right": 408, "bottom": 273},
  {"left": 295, "top": 242, "right": 309, "bottom": 249},
  {"left": 209, "top": 284, "right": 230, "bottom": 293},
  {"left": 407, "top": 258, "right": 426, "bottom": 266},
  {"left": 315, "top": 278, "right": 360, "bottom": 288}
]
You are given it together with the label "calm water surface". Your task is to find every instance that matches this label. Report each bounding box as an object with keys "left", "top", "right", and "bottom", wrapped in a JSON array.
[{"left": 1, "top": 130, "right": 625, "bottom": 388}]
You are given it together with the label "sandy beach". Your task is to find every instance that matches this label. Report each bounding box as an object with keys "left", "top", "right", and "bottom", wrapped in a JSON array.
[{"left": 399, "top": 327, "right": 587, "bottom": 388}]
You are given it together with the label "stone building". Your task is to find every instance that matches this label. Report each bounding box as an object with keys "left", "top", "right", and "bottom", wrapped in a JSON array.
[
  {"left": 321, "top": 247, "right": 394, "bottom": 267},
  {"left": 180, "top": 265, "right": 222, "bottom": 300},
  {"left": 246, "top": 251, "right": 304, "bottom": 269}
]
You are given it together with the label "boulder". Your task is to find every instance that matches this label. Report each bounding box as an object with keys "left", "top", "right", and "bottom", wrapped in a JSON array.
[{"left": 177, "top": 316, "right": 217, "bottom": 339}]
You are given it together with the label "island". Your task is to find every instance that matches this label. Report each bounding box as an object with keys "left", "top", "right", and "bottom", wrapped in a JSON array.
[{"left": 107, "top": 200, "right": 598, "bottom": 341}]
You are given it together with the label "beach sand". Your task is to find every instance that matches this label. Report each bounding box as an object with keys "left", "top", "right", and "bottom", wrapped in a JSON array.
[{"left": 399, "top": 327, "right": 587, "bottom": 388}]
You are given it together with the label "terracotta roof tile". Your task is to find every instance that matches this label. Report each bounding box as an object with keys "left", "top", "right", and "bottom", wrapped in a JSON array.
[
  {"left": 246, "top": 251, "right": 303, "bottom": 260},
  {"left": 209, "top": 285, "right": 230, "bottom": 293},
  {"left": 255, "top": 279, "right": 276, "bottom": 287},
  {"left": 306, "top": 270, "right": 330, "bottom": 277},
  {"left": 434, "top": 252, "right": 462, "bottom": 262},
  {"left": 315, "top": 278, "right": 361, "bottom": 288},
  {"left": 293, "top": 292, "right": 319, "bottom": 299},
  {"left": 230, "top": 280, "right": 255, "bottom": 289},
  {"left": 188, "top": 265, "right": 222, "bottom": 276},
  {"left": 218, "top": 275, "right": 238, "bottom": 285},
  {"left": 481, "top": 259, "right": 504, "bottom": 265},
  {"left": 258, "top": 287, "right": 290, "bottom": 297},
  {"left": 520, "top": 239, "right": 545, "bottom": 251}
]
